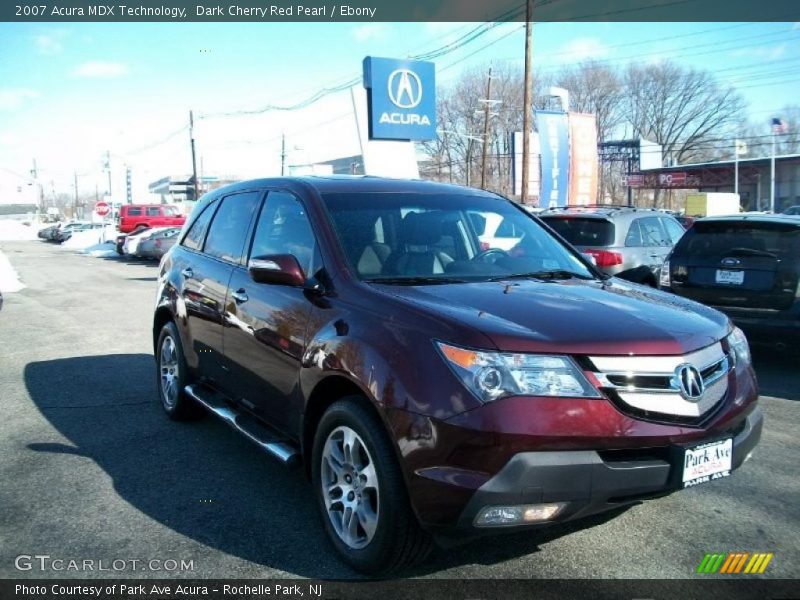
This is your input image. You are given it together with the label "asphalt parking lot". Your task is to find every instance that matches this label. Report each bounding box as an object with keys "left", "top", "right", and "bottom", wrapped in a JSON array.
[{"left": 0, "top": 240, "right": 798, "bottom": 580}]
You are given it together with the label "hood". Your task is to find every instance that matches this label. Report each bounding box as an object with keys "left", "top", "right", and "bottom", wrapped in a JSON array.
[{"left": 374, "top": 277, "right": 730, "bottom": 356}]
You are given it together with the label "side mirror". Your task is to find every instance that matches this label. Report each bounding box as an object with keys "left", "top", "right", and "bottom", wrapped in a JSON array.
[{"left": 248, "top": 255, "right": 306, "bottom": 287}]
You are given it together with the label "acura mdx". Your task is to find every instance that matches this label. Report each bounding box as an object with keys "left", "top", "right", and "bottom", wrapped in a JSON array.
[{"left": 153, "top": 177, "right": 761, "bottom": 573}]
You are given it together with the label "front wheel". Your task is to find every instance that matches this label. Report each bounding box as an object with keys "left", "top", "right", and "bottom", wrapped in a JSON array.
[
  {"left": 155, "top": 322, "right": 202, "bottom": 420},
  {"left": 311, "top": 398, "right": 432, "bottom": 574}
]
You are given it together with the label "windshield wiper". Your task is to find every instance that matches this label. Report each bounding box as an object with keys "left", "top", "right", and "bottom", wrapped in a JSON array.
[
  {"left": 726, "top": 247, "right": 778, "bottom": 258},
  {"left": 364, "top": 276, "right": 469, "bottom": 285},
  {"left": 487, "top": 270, "right": 593, "bottom": 282}
]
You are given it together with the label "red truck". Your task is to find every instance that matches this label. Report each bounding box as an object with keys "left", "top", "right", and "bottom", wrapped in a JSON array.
[{"left": 117, "top": 204, "right": 186, "bottom": 234}]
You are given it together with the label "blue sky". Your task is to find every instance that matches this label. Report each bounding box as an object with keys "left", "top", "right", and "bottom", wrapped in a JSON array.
[{"left": 0, "top": 21, "right": 798, "bottom": 200}]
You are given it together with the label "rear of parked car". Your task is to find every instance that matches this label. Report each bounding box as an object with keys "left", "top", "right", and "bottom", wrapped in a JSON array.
[
  {"left": 661, "top": 215, "right": 800, "bottom": 345},
  {"left": 539, "top": 207, "right": 686, "bottom": 286}
]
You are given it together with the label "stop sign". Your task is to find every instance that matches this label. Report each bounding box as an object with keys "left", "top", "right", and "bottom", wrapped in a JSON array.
[{"left": 94, "top": 201, "right": 110, "bottom": 217}]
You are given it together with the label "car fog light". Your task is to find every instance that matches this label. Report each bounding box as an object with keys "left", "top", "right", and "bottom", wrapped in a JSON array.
[{"left": 474, "top": 502, "right": 566, "bottom": 527}]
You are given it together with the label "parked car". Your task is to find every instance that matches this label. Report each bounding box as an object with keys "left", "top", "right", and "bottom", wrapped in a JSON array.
[
  {"left": 538, "top": 206, "right": 687, "bottom": 286},
  {"left": 117, "top": 204, "right": 185, "bottom": 234},
  {"left": 115, "top": 233, "right": 127, "bottom": 255},
  {"left": 660, "top": 213, "right": 800, "bottom": 346},
  {"left": 153, "top": 177, "right": 760, "bottom": 574},
  {"left": 674, "top": 215, "right": 696, "bottom": 230},
  {"left": 52, "top": 222, "right": 99, "bottom": 243},
  {"left": 38, "top": 223, "right": 61, "bottom": 240},
  {"left": 135, "top": 227, "right": 181, "bottom": 260},
  {"left": 121, "top": 226, "right": 154, "bottom": 256}
]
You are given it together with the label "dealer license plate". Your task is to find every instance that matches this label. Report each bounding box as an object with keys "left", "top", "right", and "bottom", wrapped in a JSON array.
[
  {"left": 683, "top": 439, "right": 733, "bottom": 487},
  {"left": 715, "top": 269, "right": 744, "bottom": 285}
]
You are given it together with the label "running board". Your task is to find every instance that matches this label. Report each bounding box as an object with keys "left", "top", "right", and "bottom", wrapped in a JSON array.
[{"left": 184, "top": 384, "right": 301, "bottom": 469}]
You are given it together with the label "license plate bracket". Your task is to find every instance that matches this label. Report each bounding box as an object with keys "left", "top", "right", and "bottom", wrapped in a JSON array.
[
  {"left": 683, "top": 438, "right": 733, "bottom": 487},
  {"left": 715, "top": 269, "right": 744, "bottom": 285}
]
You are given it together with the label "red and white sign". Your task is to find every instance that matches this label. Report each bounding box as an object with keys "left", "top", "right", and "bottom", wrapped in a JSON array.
[
  {"left": 94, "top": 201, "right": 111, "bottom": 217},
  {"left": 658, "top": 172, "right": 687, "bottom": 187},
  {"left": 623, "top": 174, "right": 645, "bottom": 187}
]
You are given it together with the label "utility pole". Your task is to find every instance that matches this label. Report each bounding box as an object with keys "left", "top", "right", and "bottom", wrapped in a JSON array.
[
  {"left": 770, "top": 131, "right": 776, "bottom": 213},
  {"left": 189, "top": 110, "right": 199, "bottom": 202},
  {"left": 104, "top": 150, "right": 112, "bottom": 197},
  {"left": 520, "top": 0, "right": 534, "bottom": 205},
  {"left": 31, "top": 158, "right": 44, "bottom": 215},
  {"left": 480, "top": 67, "right": 493, "bottom": 190},
  {"left": 73, "top": 171, "right": 79, "bottom": 219},
  {"left": 281, "top": 133, "right": 286, "bottom": 176}
]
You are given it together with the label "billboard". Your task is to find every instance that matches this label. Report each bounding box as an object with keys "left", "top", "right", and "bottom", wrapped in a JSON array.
[
  {"left": 567, "top": 113, "right": 598, "bottom": 206},
  {"left": 362, "top": 56, "right": 436, "bottom": 141},
  {"left": 535, "top": 110, "right": 570, "bottom": 207}
]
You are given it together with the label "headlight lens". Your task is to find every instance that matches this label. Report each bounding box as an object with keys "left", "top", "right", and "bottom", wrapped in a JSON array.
[
  {"left": 727, "top": 326, "right": 751, "bottom": 367},
  {"left": 436, "top": 342, "right": 601, "bottom": 403}
]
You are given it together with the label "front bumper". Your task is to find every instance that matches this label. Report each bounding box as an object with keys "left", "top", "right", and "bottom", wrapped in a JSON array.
[{"left": 455, "top": 405, "right": 762, "bottom": 530}]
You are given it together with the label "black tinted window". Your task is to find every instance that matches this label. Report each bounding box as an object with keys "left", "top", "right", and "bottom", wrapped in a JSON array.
[
  {"left": 127, "top": 208, "right": 142, "bottom": 216},
  {"left": 251, "top": 192, "right": 319, "bottom": 276},
  {"left": 204, "top": 192, "right": 262, "bottom": 264},
  {"left": 182, "top": 200, "right": 218, "bottom": 251},
  {"left": 147, "top": 207, "right": 160, "bottom": 216},
  {"left": 540, "top": 216, "right": 615, "bottom": 246},
  {"left": 678, "top": 221, "right": 800, "bottom": 261}
]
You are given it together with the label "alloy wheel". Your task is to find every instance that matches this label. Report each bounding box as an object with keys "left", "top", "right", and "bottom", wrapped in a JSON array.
[{"left": 320, "top": 425, "right": 380, "bottom": 549}]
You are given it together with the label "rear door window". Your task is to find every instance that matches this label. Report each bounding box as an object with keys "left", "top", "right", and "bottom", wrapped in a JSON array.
[
  {"left": 203, "top": 192, "right": 262, "bottom": 264},
  {"left": 127, "top": 207, "right": 142, "bottom": 217},
  {"left": 146, "top": 207, "right": 161, "bottom": 217},
  {"left": 625, "top": 220, "right": 643, "bottom": 246},
  {"left": 639, "top": 217, "right": 668, "bottom": 246},
  {"left": 540, "top": 217, "right": 615, "bottom": 246}
]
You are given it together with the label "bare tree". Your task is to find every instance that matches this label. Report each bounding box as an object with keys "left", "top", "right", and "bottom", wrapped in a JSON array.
[
  {"left": 621, "top": 61, "right": 746, "bottom": 165},
  {"left": 550, "top": 60, "right": 623, "bottom": 142}
]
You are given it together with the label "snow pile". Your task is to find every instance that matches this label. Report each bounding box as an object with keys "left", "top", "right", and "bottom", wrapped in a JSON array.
[
  {"left": 83, "top": 242, "right": 118, "bottom": 258},
  {"left": 0, "top": 220, "right": 39, "bottom": 241},
  {"left": 0, "top": 250, "right": 24, "bottom": 293},
  {"left": 60, "top": 226, "right": 117, "bottom": 250}
]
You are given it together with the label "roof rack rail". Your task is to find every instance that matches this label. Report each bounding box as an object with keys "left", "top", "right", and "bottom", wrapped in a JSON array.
[{"left": 542, "top": 204, "right": 658, "bottom": 212}]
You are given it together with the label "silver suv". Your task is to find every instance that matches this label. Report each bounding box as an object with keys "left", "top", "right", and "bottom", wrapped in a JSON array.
[{"left": 538, "top": 206, "right": 686, "bottom": 286}]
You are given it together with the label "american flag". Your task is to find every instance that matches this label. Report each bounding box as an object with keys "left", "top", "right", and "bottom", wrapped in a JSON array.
[{"left": 771, "top": 118, "right": 789, "bottom": 135}]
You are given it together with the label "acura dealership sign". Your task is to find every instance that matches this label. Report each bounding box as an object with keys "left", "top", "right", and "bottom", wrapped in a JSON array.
[{"left": 363, "top": 56, "right": 436, "bottom": 141}]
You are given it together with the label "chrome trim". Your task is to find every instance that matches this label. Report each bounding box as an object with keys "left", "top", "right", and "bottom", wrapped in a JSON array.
[
  {"left": 592, "top": 355, "right": 729, "bottom": 395},
  {"left": 248, "top": 258, "right": 281, "bottom": 271}
]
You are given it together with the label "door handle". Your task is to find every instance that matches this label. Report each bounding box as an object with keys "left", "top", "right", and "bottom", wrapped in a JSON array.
[
  {"left": 181, "top": 267, "right": 194, "bottom": 278},
  {"left": 231, "top": 289, "right": 249, "bottom": 304}
]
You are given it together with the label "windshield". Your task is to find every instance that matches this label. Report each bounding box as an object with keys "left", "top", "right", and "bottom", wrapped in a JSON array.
[{"left": 323, "top": 192, "right": 594, "bottom": 283}]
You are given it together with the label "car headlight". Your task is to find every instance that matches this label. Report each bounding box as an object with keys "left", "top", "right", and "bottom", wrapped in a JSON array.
[
  {"left": 436, "top": 342, "right": 601, "bottom": 403},
  {"left": 727, "top": 326, "right": 751, "bottom": 368}
]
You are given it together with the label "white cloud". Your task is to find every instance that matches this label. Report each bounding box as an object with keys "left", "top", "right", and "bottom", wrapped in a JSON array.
[
  {"left": 34, "top": 33, "right": 64, "bottom": 54},
  {"left": 73, "top": 61, "right": 129, "bottom": 78},
  {"left": 351, "top": 24, "right": 389, "bottom": 42},
  {"left": 556, "top": 37, "right": 611, "bottom": 63},
  {"left": 0, "top": 89, "right": 40, "bottom": 111},
  {"left": 730, "top": 43, "right": 787, "bottom": 61}
]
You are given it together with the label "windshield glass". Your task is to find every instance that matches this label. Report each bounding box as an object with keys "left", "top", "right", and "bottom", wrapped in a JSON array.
[{"left": 323, "top": 192, "right": 594, "bottom": 283}]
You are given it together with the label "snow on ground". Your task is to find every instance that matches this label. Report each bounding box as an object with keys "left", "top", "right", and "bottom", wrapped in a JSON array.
[
  {"left": 0, "top": 250, "right": 24, "bottom": 293},
  {"left": 83, "top": 242, "right": 118, "bottom": 258},
  {"left": 0, "top": 220, "right": 39, "bottom": 241},
  {"left": 60, "top": 226, "right": 117, "bottom": 250}
]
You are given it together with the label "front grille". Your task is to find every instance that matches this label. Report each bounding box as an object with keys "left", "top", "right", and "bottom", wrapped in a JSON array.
[{"left": 588, "top": 342, "right": 731, "bottom": 425}]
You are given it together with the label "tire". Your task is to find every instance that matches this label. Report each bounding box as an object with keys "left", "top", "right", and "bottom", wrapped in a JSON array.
[
  {"left": 155, "top": 322, "right": 203, "bottom": 420},
  {"left": 311, "top": 397, "right": 432, "bottom": 574}
]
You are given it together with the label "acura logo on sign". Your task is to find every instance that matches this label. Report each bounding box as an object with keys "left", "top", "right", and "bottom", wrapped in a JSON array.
[
  {"left": 387, "top": 69, "right": 423, "bottom": 109},
  {"left": 675, "top": 363, "right": 705, "bottom": 401}
]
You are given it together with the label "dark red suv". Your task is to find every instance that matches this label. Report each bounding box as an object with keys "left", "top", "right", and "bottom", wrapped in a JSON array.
[{"left": 153, "top": 177, "right": 761, "bottom": 573}]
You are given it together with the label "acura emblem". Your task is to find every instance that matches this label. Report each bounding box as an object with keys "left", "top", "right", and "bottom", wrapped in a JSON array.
[
  {"left": 387, "top": 69, "right": 423, "bottom": 109},
  {"left": 675, "top": 363, "right": 704, "bottom": 401}
]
